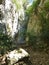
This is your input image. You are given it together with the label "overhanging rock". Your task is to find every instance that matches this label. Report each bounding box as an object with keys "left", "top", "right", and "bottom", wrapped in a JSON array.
[{"left": 6, "top": 48, "right": 29, "bottom": 65}]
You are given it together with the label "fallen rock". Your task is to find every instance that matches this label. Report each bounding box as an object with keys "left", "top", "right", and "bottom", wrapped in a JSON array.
[{"left": 6, "top": 48, "right": 29, "bottom": 65}]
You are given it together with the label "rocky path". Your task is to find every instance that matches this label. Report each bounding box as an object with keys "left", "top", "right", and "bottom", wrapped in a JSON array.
[
  {"left": 24, "top": 46, "right": 49, "bottom": 65},
  {"left": 0, "top": 45, "right": 49, "bottom": 65}
]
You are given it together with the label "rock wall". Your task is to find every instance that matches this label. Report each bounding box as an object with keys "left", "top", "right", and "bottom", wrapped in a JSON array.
[
  {"left": 0, "top": 0, "right": 25, "bottom": 38},
  {"left": 0, "top": 0, "right": 30, "bottom": 44}
]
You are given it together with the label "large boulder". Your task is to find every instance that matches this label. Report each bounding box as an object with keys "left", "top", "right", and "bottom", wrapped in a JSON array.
[{"left": 6, "top": 48, "right": 29, "bottom": 65}]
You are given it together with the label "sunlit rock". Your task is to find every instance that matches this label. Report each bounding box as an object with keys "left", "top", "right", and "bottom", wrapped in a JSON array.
[
  {"left": 7, "top": 48, "right": 29, "bottom": 65},
  {"left": 0, "top": 0, "right": 28, "bottom": 44},
  {"left": 5, "top": 0, "right": 12, "bottom": 10},
  {"left": 4, "top": 0, "right": 25, "bottom": 38}
]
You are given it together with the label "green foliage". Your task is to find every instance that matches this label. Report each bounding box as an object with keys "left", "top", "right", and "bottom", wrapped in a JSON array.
[
  {"left": 27, "top": 0, "right": 49, "bottom": 49},
  {"left": 27, "top": 32, "right": 37, "bottom": 44},
  {"left": 0, "top": 33, "right": 12, "bottom": 55},
  {"left": 12, "top": 0, "right": 21, "bottom": 10},
  {"left": 26, "top": 0, "right": 41, "bottom": 15},
  {"left": 44, "top": 0, "right": 49, "bottom": 11},
  {"left": 12, "top": 0, "right": 27, "bottom": 10},
  {"left": 26, "top": 5, "right": 33, "bottom": 16}
]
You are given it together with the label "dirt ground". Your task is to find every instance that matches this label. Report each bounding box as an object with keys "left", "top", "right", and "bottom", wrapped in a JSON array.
[{"left": 23, "top": 46, "right": 49, "bottom": 65}]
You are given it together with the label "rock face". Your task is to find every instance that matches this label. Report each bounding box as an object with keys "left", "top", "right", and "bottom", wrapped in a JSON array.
[
  {"left": 0, "top": 0, "right": 25, "bottom": 38},
  {"left": 0, "top": 0, "right": 29, "bottom": 44}
]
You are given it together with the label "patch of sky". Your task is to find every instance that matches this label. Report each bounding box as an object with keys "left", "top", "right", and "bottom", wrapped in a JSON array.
[{"left": 28, "top": 0, "right": 33, "bottom": 4}]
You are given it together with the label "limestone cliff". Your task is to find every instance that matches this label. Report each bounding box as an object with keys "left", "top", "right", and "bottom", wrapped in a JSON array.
[{"left": 0, "top": 0, "right": 25, "bottom": 38}]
